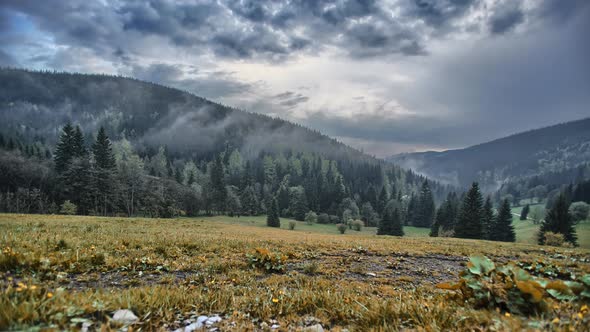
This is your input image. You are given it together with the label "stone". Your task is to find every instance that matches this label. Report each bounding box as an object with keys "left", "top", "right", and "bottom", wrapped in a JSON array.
[
  {"left": 303, "top": 324, "right": 324, "bottom": 332},
  {"left": 205, "top": 315, "right": 222, "bottom": 326},
  {"left": 112, "top": 309, "right": 138, "bottom": 324}
]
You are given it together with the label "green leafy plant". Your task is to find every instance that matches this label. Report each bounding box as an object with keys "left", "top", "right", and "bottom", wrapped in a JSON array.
[
  {"left": 437, "top": 256, "right": 590, "bottom": 315},
  {"left": 337, "top": 223, "right": 347, "bottom": 234},
  {"left": 247, "top": 248, "right": 288, "bottom": 273},
  {"left": 288, "top": 221, "right": 296, "bottom": 230}
]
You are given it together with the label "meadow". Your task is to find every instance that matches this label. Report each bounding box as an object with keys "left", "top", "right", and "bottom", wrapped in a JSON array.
[{"left": 1, "top": 213, "right": 589, "bottom": 331}]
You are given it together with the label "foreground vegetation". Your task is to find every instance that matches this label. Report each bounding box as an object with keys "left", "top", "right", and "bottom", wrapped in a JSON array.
[{"left": 1, "top": 214, "right": 589, "bottom": 331}]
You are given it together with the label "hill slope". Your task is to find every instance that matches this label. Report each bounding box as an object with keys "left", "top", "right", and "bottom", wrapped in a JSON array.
[
  {"left": 388, "top": 118, "right": 590, "bottom": 193},
  {"left": 0, "top": 68, "right": 448, "bottom": 218},
  {"left": 0, "top": 68, "right": 371, "bottom": 161}
]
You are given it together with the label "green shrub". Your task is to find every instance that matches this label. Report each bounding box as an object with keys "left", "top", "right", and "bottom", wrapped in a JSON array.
[
  {"left": 247, "top": 248, "right": 288, "bottom": 273},
  {"left": 351, "top": 220, "right": 364, "bottom": 231},
  {"left": 60, "top": 200, "right": 77, "bottom": 215},
  {"left": 337, "top": 223, "right": 347, "bottom": 234},
  {"left": 305, "top": 211, "right": 317, "bottom": 225},
  {"left": 288, "top": 221, "right": 296, "bottom": 230},
  {"left": 317, "top": 213, "right": 330, "bottom": 224},
  {"left": 437, "top": 256, "right": 590, "bottom": 315}
]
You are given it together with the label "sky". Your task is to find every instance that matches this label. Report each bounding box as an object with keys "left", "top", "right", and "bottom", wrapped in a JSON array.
[{"left": 0, "top": 0, "right": 589, "bottom": 157}]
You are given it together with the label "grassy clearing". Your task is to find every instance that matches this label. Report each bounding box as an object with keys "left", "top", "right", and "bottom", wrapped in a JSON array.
[{"left": 1, "top": 213, "right": 589, "bottom": 331}]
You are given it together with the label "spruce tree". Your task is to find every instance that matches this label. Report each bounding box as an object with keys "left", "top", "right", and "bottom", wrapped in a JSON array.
[
  {"left": 455, "top": 182, "right": 484, "bottom": 239},
  {"left": 538, "top": 193, "right": 578, "bottom": 246},
  {"left": 481, "top": 197, "right": 494, "bottom": 240},
  {"left": 378, "top": 200, "right": 404, "bottom": 236},
  {"left": 390, "top": 206, "right": 404, "bottom": 236},
  {"left": 92, "top": 127, "right": 116, "bottom": 215},
  {"left": 520, "top": 204, "right": 530, "bottom": 220},
  {"left": 210, "top": 154, "right": 227, "bottom": 213},
  {"left": 377, "top": 186, "right": 388, "bottom": 216},
  {"left": 54, "top": 123, "right": 75, "bottom": 173},
  {"left": 491, "top": 199, "right": 515, "bottom": 242},
  {"left": 267, "top": 197, "right": 280, "bottom": 227},
  {"left": 415, "top": 180, "right": 435, "bottom": 227}
]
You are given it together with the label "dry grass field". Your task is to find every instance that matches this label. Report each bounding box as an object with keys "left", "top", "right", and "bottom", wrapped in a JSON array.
[{"left": 1, "top": 213, "right": 589, "bottom": 331}]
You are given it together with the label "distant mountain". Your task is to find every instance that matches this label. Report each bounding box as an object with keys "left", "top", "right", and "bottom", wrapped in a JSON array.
[{"left": 388, "top": 118, "right": 590, "bottom": 194}]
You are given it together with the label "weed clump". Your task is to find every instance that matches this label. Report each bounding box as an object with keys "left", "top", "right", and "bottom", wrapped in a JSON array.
[
  {"left": 247, "top": 248, "right": 287, "bottom": 273},
  {"left": 437, "top": 256, "right": 590, "bottom": 315}
]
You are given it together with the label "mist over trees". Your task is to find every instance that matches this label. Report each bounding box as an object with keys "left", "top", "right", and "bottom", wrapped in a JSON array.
[{"left": 0, "top": 69, "right": 454, "bottom": 222}]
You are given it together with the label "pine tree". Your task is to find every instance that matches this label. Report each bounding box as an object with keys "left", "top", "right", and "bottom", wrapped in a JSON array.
[
  {"left": 377, "top": 186, "right": 388, "bottom": 216},
  {"left": 210, "top": 154, "right": 227, "bottom": 213},
  {"left": 491, "top": 199, "right": 515, "bottom": 242},
  {"left": 455, "top": 182, "right": 484, "bottom": 239},
  {"left": 390, "top": 206, "right": 404, "bottom": 236},
  {"left": 92, "top": 127, "right": 116, "bottom": 215},
  {"left": 240, "top": 186, "right": 259, "bottom": 216},
  {"left": 415, "top": 180, "right": 435, "bottom": 227},
  {"left": 54, "top": 123, "right": 75, "bottom": 173},
  {"left": 267, "top": 197, "right": 280, "bottom": 227},
  {"left": 72, "top": 126, "right": 86, "bottom": 157},
  {"left": 538, "top": 193, "right": 578, "bottom": 246},
  {"left": 378, "top": 201, "right": 403, "bottom": 236},
  {"left": 405, "top": 194, "right": 417, "bottom": 226},
  {"left": 481, "top": 197, "right": 494, "bottom": 240},
  {"left": 520, "top": 204, "right": 530, "bottom": 220}
]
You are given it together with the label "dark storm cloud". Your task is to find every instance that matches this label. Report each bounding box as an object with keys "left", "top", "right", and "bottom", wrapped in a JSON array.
[
  {"left": 489, "top": 2, "right": 524, "bottom": 34},
  {"left": 0, "top": 0, "right": 434, "bottom": 62},
  {"left": 407, "top": 0, "right": 476, "bottom": 28}
]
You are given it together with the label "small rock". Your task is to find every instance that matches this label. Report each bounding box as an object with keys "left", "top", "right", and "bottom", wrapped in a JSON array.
[
  {"left": 271, "top": 324, "right": 280, "bottom": 329},
  {"left": 366, "top": 272, "right": 376, "bottom": 277},
  {"left": 112, "top": 309, "right": 138, "bottom": 324},
  {"left": 303, "top": 324, "right": 324, "bottom": 332},
  {"left": 206, "top": 315, "right": 222, "bottom": 326},
  {"left": 81, "top": 322, "right": 92, "bottom": 332},
  {"left": 197, "top": 316, "right": 209, "bottom": 325},
  {"left": 184, "top": 322, "right": 202, "bottom": 332},
  {"left": 260, "top": 322, "right": 269, "bottom": 329}
]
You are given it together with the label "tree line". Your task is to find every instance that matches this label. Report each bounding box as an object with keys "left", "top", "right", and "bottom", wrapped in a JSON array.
[{"left": 0, "top": 123, "right": 446, "bottom": 222}]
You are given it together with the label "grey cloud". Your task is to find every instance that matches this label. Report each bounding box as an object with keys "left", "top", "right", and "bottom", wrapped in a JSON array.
[
  {"left": 408, "top": 0, "right": 476, "bottom": 28},
  {"left": 273, "top": 91, "right": 309, "bottom": 108},
  {"left": 489, "top": 2, "right": 524, "bottom": 34},
  {"left": 131, "top": 63, "right": 255, "bottom": 100},
  {"left": 0, "top": 50, "right": 18, "bottom": 67}
]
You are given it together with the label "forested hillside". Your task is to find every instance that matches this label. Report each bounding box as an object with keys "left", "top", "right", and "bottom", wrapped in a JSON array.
[
  {"left": 388, "top": 118, "right": 590, "bottom": 202},
  {"left": 0, "top": 68, "right": 450, "bottom": 221}
]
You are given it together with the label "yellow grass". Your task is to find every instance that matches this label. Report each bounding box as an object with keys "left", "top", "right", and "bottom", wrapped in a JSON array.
[{"left": 1, "top": 213, "right": 589, "bottom": 331}]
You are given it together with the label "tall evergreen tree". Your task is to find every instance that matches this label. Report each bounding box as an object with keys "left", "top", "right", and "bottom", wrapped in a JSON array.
[
  {"left": 405, "top": 194, "right": 417, "bottom": 226},
  {"left": 54, "top": 123, "right": 76, "bottom": 173},
  {"left": 210, "top": 154, "right": 227, "bottom": 213},
  {"left": 267, "top": 197, "right": 280, "bottom": 227},
  {"left": 455, "top": 182, "right": 484, "bottom": 239},
  {"left": 491, "top": 199, "right": 515, "bottom": 242},
  {"left": 415, "top": 180, "right": 435, "bottom": 227},
  {"left": 378, "top": 201, "right": 404, "bottom": 236},
  {"left": 377, "top": 186, "right": 388, "bottom": 216},
  {"left": 92, "top": 127, "right": 117, "bottom": 215},
  {"left": 520, "top": 204, "right": 530, "bottom": 220},
  {"left": 538, "top": 193, "right": 578, "bottom": 246},
  {"left": 481, "top": 197, "right": 494, "bottom": 240}
]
